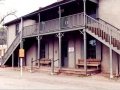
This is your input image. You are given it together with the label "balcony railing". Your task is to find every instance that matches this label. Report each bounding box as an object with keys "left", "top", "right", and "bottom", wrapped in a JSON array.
[
  {"left": 23, "top": 23, "right": 39, "bottom": 37},
  {"left": 23, "top": 12, "right": 84, "bottom": 37}
]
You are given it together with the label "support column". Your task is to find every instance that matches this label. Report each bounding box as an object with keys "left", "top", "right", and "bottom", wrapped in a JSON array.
[
  {"left": 83, "top": 0, "right": 87, "bottom": 73},
  {"left": 38, "top": 13, "right": 40, "bottom": 33},
  {"left": 74, "top": 36, "right": 76, "bottom": 68},
  {"left": 37, "top": 36, "right": 42, "bottom": 68},
  {"left": 12, "top": 52, "right": 14, "bottom": 70},
  {"left": 59, "top": 6, "right": 61, "bottom": 30},
  {"left": 83, "top": 31, "right": 87, "bottom": 70},
  {"left": 20, "top": 17, "right": 23, "bottom": 76},
  {"left": 51, "top": 37, "right": 54, "bottom": 74},
  {"left": 20, "top": 17, "right": 23, "bottom": 49},
  {"left": 110, "top": 48, "right": 113, "bottom": 78},
  {"left": 58, "top": 33, "right": 62, "bottom": 69},
  {"left": 56, "top": 33, "right": 64, "bottom": 70},
  {"left": 116, "top": 53, "right": 119, "bottom": 77},
  {"left": 58, "top": 6, "right": 62, "bottom": 70},
  {"left": 109, "top": 29, "right": 113, "bottom": 78}
]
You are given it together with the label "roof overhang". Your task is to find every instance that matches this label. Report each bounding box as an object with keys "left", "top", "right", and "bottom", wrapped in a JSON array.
[{"left": 4, "top": 0, "right": 98, "bottom": 26}]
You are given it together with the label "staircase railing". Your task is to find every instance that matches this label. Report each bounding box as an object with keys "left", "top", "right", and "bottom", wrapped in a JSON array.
[
  {"left": 97, "top": 18, "right": 120, "bottom": 32},
  {"left": 85, "top": 14, "right": 120, "bottom": 48},
  {"left": 2, "top": 31, "right": 21, "bottom": 65}
]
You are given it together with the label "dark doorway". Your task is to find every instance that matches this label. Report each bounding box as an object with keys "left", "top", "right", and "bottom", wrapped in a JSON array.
[
  {"left": 61, "top": 40, "right": 68, "bottom": 67},
  {"left": 40, "top": 42, "right": 45, "bottom": 58},
  {"left": 87, "top": 35, "right": 96, "bottom": 59},
  {"left": 40, "top": 41, "right": 49, "bottom": 58}
]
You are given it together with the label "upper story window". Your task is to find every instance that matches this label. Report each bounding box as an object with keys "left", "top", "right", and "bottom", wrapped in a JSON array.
[
  {"left": 40, "top": 22, "right": 45, "bottom": 31},
  {"left": 61, "top": 17, "right": 68, "bottom": 28},
  {"left": 16, "top": 23, "right": 19, "bottom": 36}
]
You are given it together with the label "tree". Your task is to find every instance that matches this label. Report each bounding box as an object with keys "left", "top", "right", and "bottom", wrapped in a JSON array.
[
  {"left": 0, "top": 11, "right": 16, "bottom": 24},
  {"left": 0, "top": 0, "right": 17, "bottom": 45}
]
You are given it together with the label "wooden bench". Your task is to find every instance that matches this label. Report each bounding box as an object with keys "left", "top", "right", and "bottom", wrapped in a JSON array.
[
  {"left": 76, "top": 59, "right": 101, "bottom": 70},
  {"left": 36, "top": 58, "right": 51, "bottom": 66}
]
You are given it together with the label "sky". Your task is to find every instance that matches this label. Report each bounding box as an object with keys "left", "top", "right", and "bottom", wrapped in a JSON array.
[{"left": 0, "top": 0, "right": 56, "bottom": 23}]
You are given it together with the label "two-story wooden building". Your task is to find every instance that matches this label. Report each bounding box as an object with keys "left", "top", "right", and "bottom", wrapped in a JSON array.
[{"left": 2, "top": 0, "right": 120, "bottom": 78}]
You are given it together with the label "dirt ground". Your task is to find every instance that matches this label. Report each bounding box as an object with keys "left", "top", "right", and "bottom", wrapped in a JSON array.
[{"left": 0, "top": 67, "right": 120, "bottom": 89}]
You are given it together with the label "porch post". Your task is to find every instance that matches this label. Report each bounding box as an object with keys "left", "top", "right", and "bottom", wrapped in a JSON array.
[
  {"left": 109, "top": 29, "right": 113, "bottom": 78},
  {"left": 38, "top": 13, "right": 40, "bottom": 33},
  {"left": 83, "top": 0, "right": 87, "bottom": 73},
  {"left": 116, "top": 53, "right": 119, "bottom": 77},
  {"left": 58, "top": 6, "right": 62, "bottom": 69},
  {"left": 59, "top": 6, "right": 61, "bottom": 30},
  {"left": 110, "top": 48, "right": 113, "bottom": 78},
  {"left": 58, "top": 33, "right": 62, "bottom": 69},
  {"left": 74, "top": 36, "right": 76, "bottom": 68},
  {"left": 12, "top": 52, "right": 14, "bottom": 70},
  {"left": 37, "top": 36, "right": 42, "bottom": 68},
  {"left": 51, "top": 37, "right": 54, "bottom": 74},
  {"left": 20, "top": 17, "right": 23, "bottom": 76},
  {"left": 20, "top": 17, "right": 23, "bottom": 49}
]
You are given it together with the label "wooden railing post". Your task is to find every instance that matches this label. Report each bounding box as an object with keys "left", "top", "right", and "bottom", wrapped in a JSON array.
[
  {"left": 51, "top": 58, "right": 54, "bottom": 75},
  {"left": 30, "top": 58, "right": 33, "bottom": 73}
]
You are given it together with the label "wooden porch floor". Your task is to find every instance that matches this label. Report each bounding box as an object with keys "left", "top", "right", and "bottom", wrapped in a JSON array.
[
  {"left": 60, "top": 68, "right": 101, "bottom": 75},
  {"left": 23, "top": 66, "right": 101, "bottom": 76}
]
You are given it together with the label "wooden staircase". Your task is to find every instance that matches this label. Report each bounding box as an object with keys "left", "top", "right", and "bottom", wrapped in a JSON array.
[
  {"left": 85, "top": 15, "right": 120, "bottom": 54},
  {"left": 1, "top": 32, "right": 21, "bottom": 65}
]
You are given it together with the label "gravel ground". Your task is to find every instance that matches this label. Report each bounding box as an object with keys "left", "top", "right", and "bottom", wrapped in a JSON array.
[{"left": 0, "top": 68, "right": 120, "bottom": 89}]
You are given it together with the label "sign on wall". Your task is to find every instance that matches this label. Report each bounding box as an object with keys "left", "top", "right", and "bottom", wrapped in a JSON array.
[{"left": 68, "top": 47, "right": 74, "bottom": 52}]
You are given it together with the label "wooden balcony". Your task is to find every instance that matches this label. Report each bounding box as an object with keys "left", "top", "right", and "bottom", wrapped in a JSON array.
[{"left": 22, "top": 12, "right": 84, "bottom": 38}]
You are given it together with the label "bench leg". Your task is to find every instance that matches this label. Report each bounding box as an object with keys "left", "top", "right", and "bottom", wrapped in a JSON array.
[{"left": 97, "top": 66, "right": 98, "bottom": 70}]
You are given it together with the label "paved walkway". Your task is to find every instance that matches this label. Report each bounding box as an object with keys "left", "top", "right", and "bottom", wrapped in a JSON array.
[{"left": 0, "top": 68, "right": 120, "bottom": 89}]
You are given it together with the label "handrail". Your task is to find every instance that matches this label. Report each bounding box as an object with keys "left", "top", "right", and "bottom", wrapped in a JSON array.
[
  {"left": 4, "top": 31, "right": 21, "bottom": 55},
  {"left": 97, "top": 18, "right": 120, "bottom": 31},
  {"left": 85, "top": 14, "right": 120, "bottom": 34},
  {"left": 23, "top": 23, "right": 38, "bottom": 28},
  {"left": 53, "top": 59, "right": 59, "bottom": 62},
  {"left": 32, "top": 58, "right": 59, "bottom": 62}
]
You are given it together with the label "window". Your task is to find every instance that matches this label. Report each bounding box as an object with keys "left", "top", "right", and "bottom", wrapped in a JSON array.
[
  {"left": 16, "top": 23, "right": 19, "bottom": 35},
  {"left": 61, "top": 17, "right": 68, "bottom": 28},
  {"left": 87, "top": 39, "right": 96, "bottom": 59},
  {"left": 40, "top": 22, "right": 45, "bottom": 31}
]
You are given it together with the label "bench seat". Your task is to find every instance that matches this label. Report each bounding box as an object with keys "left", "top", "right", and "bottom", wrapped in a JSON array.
[
  {"left": 76, "top": 59, "right": 101, "bottom": 69},
  {"left": 36, "top": 58, "right": 51, "bottom": 66}
]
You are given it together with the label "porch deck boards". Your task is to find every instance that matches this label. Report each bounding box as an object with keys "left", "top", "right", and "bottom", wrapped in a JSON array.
[
  {"left": 60, "top": 68, "right": 101, "bottom": 75},
  {"left": 23, "top": 66, "right": 101, "bottom": 75}
]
